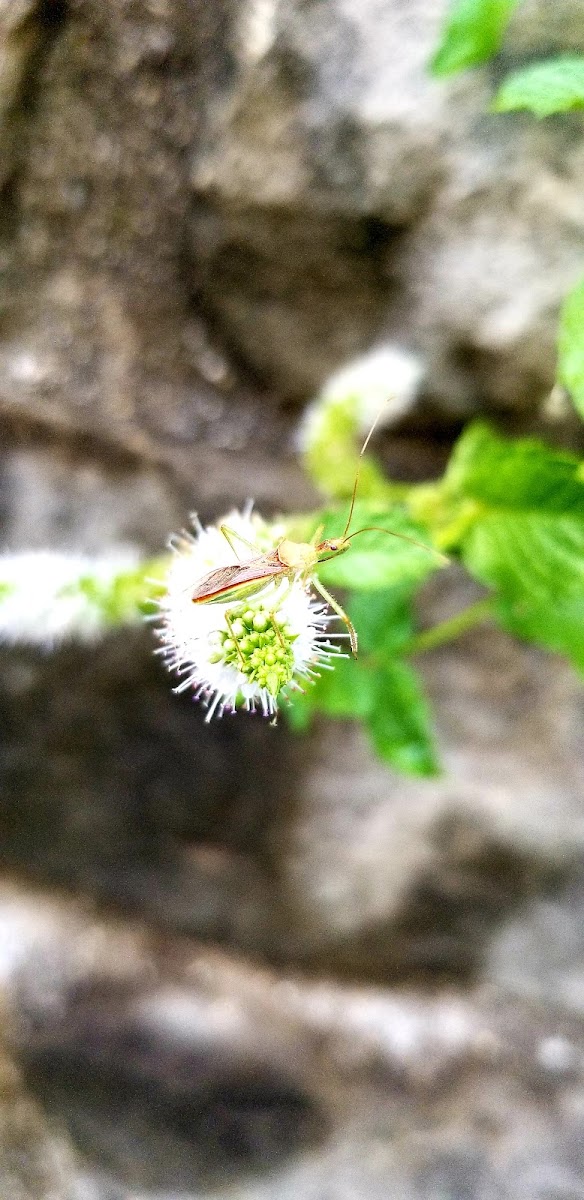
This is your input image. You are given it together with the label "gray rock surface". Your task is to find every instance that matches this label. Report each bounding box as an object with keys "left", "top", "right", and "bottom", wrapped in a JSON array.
[
  {"left": 0, "top": 0, "right": 581, "bottom": 452},
  {"left": 190, "top": 0, "right": 584, "bottom": 412},
  {"left": 2, "top": 880, "right": 584, "bottom": 1199},
  {"left": 0, "top": 1016, "right": 76, "bottom": 1200},
  {"left": 0, "top": 0, "right": 306, "bottom": 514},
  {"left": 0, "top": 1, "right": 583, "bottom": 1198}
]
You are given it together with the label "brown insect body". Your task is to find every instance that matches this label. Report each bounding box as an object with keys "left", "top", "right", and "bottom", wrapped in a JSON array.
[
  {"left": 190, "top": 550, "right": 285, "bottom": 604},
  {"left": 190, "top": 537, "right": 348, "bottom": 605},
  {"left": 189, "top": 530, "right": 359, "bottom": 653}
]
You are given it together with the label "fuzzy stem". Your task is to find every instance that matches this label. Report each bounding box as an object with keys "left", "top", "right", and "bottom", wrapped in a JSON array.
[{"left": 403, "top": 596, "right": 496, "bottom": 657}]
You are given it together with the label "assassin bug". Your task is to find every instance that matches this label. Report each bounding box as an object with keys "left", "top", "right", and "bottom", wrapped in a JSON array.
[{"left": 189, "top": 413, "right": 441, "bottom": 657}]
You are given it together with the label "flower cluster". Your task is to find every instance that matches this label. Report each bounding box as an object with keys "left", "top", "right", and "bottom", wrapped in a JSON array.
[
  {"left": 156, "top": 508, "right": 344, "bottom": 720},
  {"left": 0, "top": 550, "right": 143, "bottom": 648},
  {"left": 211, "top": 602, "right": 297, "bottom": 698}
]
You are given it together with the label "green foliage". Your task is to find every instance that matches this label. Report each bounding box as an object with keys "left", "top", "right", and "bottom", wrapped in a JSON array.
[
  {"left": 430, "top": 0, "right": 518, "bottom": 76},
  {"left": 316, "top": 502, "right": 442, "bottom": 591},
  {"left": 496, "top": 595, "right": 584, "bottom": 673},
  {"left": 302, "top": 395, "right": 389, "bottom": 502},
  {"left": 287, "top": 588, "right": 440, "bottom": 777},
  {"left": 290, "top": 415, "right": 584, "bottom": 772},
  {"left": 73, "top": 559, "right": 167, "bottom": 623},
  {"left": 442, "top": 422, "right": 584, "bottom": 514},
  {"left": 368, "top": 661, "right": 439, "bottom": 777},
  {"left": 428, "top": 0, "right": 584, "bottom": 682},
  {"left": 492, "top": 56, "right": 584, "bottom": 116},
  {"left": 285, "top": 495, "right": 443, "bottom": 776},
  {"left": 438, "top": 424, "right": 584, "bottom": 673},
  {"left": 558, "top": 276, "right": 584, "bottom": 420},
  {"left": 432, "top": 4, "right": 584, "bottom": 125},
  {"left": 464, "top": 515, "right": 584, "bottom": 672}
]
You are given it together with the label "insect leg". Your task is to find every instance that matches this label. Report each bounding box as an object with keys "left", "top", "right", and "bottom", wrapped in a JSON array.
[
  {"left": 220, "top": 524, "right": 263, "bottom": 562},
  {"left": 224, "top": 611, "right": 247, "bottom": 671},
  {"left": 312, "top": 576, "right": 358, "bottom": 657},
  {"left": 265, "top": 579, "right": 292, "bottom": 651}
]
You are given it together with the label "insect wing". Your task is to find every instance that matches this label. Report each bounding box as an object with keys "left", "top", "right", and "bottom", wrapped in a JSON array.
[{"left": 191, "top": 551, "right": 285, "bottom": 602}]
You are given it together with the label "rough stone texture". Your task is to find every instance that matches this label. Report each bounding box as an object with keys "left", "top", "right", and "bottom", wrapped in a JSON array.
[
  {"left": 0, "top": 1, "right": 583, "bottom": 1197},
  {"left": 0, "top": 2, "right": 44, "bottom": 191},
  {"left": 488, "top": 867, "right": 584, "bottom": 1017},
  {"left": 0, "top": 0, "right": 308, "bottom": 515},
  {"left": 0, "top": 0, "right": 582, "bottom": 460},
  {"left": 0, "top": 1014, "right": 76, "bottom": 1200},
  {"left": 189, "top": 0, "right": 584, "bottom": 416},
  {"left": 2, "top": 881, "right": 584, "bottom": 1199}
]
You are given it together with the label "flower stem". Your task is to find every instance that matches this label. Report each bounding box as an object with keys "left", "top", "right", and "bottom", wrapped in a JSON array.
[{"left": 404, "top": 596, "right": 496, "bottom": 657}]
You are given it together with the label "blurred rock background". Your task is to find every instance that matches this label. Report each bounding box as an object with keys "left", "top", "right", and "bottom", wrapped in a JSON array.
[{"left": 0, "top": 0, "right": 584, "bottom": 1197}]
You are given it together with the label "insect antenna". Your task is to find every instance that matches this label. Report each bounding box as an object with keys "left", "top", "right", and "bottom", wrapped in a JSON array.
[
  {"left": 346, "top": 525, "right": 448, "bottom": 560},
  {"left": 341, "top": 403, "right": 389, "bottom": 539}
]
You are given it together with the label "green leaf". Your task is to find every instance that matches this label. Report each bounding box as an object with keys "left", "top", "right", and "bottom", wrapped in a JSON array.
[
  {"left": 462, "top": 515, "right": 584, "bottom": 673},
  {"left": 344, "top": 586, "right": 415, "bottom": 655},
  {"left": 444, "top": 422, "right": 584, "bottom": 514},
  {"left": 465, "top": 512, "right": 584, "bottom": 602},
  {"left": 284, "top": 654, "right": 376, "bottom": 732},
  {"left": 492, "top": 56, "right": 584, "bottom": 117},
  {"left": 442, "top": 423, "right": 584, "bottom": 670},
  {"left": 496, "top": 594, "right": 584, "bottom": 675},
  {"left": 285, "top": 587, "right": 412, "bottom": 731},
  {"left": 316, "top": 655, "right": 378, "bottom": 719},
  {"left": 558, "top": 275, "right": 584, "bottom": 420},
  {"left": 316, "top": 502, "right": 442, "bottom": 591},
  {"left": 368, "top": 661, "right": 440, "bottom": 777},
  {"left": 286, "top": 586, "right": 441, "bottom": 777},
  {"left": 431, "top": 0, "right": 518, "bottom": 76}
]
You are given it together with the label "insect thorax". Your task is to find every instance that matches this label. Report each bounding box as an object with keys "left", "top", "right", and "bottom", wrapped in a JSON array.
[{"left": 277, "top": 539, "right": 319, "bottom": 573}]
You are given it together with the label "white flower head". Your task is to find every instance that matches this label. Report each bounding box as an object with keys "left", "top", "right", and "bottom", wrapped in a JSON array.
[
  {"left": 0, "top": 549, "right": 141, "bottom": 648},
  {"left": 298, "top": 343, "right": 425, "bottom": 454},
  {"left": 156, "top": 507, "right": 345, "bottom": 720}
]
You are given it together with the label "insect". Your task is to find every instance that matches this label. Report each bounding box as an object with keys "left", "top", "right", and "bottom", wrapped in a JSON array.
[{"left": 190, "top": 414, "right": 441, "bottom": 656}]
